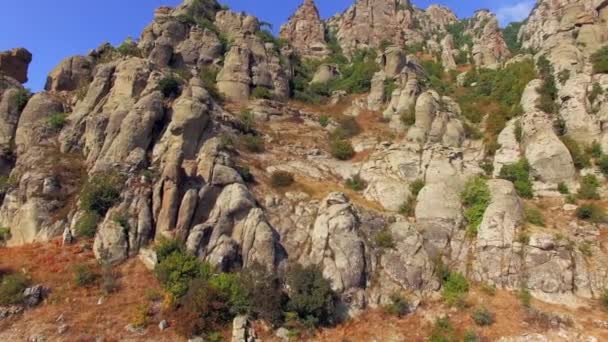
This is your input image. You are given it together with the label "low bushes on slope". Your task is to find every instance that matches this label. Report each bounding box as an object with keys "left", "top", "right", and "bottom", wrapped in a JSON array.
[{"left": 461, "top": 176, "right": 491, "bottom": 236}]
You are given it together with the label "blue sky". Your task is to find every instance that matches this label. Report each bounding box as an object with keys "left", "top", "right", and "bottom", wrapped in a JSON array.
[{"left": 0, "top": 0, "right": 534, "bottom": 91}]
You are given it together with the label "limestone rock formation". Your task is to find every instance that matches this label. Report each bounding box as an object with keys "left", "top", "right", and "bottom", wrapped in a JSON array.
[
  {"left": 279, "top": 0, "right": 328, "bottom": 59},
  {"left": 0, "top": 48, "right": 32, "bottom": 83}
]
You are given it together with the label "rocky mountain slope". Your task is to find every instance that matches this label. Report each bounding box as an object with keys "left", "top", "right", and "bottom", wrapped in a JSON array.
[{"left": 1, "top": 0, "right": 608, "bottom": 340}]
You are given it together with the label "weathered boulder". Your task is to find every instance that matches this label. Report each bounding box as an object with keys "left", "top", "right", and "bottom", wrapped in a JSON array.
[
  {"left": 521, "top": 111, "right": 575, "bottom": 184},
  {"left": 0, "top": 48, "right": 32, "bottom": 84},
  {"left": 472, "top": 180, "right": 524, "bottom": 287},
  {"left": 14, "top": 93, "right": 64, "bottom": 155},
  {"left": 440, "top": 34, "right": 457, "bottom": 70},
  {"left": 307, "top": 192, "right": 366, "bottom": 293},
  {"left": 311, "top": 64, "right": 340, "bottom": 84},
  {"left": 493, "top": 119, "right": 523, "bottom": 177},
  {"left": 45, "top": 56, "right": 94, "bottom": 92}
]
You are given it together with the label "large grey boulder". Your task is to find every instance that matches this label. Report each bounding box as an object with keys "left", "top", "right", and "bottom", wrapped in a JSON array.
[
  {"left": 307, "top": 192, "right": 366, "bottom": 293},
  {"left": 472, "top": 180, "right": 524, "bottom": 287}
]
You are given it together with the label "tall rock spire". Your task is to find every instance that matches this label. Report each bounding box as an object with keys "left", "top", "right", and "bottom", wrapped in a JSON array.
[{"left": 279, "top": 0, "right": 329, "bottom": 59}]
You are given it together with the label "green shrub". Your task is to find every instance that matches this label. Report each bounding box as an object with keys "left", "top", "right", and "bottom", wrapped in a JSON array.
[
  {"left": 318, "top": 115, "right": 329, "bottom": 127},
  {"left": 383, "top": 78, "right": 397, "bottom": 100},
  {"left": 329, "top": 139, "right": 355, "bottom": 160},
  {"left": 472, "top": 307, "right": 495, "bottom": 326},
  {"left": 0, "top": 273, "right": 29, "bottom": 305},
  {"left": 331, "top": 116, "right": 361, "bottom": 140},
  {"left": 557, "top": 69, "right": 571, "bottom": 85},
  {"left": 464, "top": 122, "right": 483, "bottom": 140},
  {"left": 588, "top": 82, "right": 604, "bottom": 103},
  {"left": 561, "top": 136, "right": 590, "bottom": 170},
  {"left": 384, "top": 293, "right": 409, "bottom": 317},
  {"left": 159, "top": 76, "right": 181, "bottom": 97},
  {"left": 270, "top": 170, "right": 294, "bottom": 188},
  {"left": 525, "top": 206, "right": 545, "bottom": 227},
  {"left": 518, "top": 288, "right": 532, "bottom": 308},
  {"left": 80, "top": 173, "right": 122, "bottom": 216},
  {"left": 75, "top": 211, "right": 100, "bottom": 238},
  {"left": 251, "top": 86, "right": 273, "bottom": 100},
  {"left": 209, "top": 272, "right": 251, "bottom": 315},
  {"left": 588, "top": 141, "right": 603, "bottom": 159},
  {"left": 286, "top": 264, "right": 336, "bottom": 327},
  {"left": 47, "top": 112, "right": 67, "bottom": 131},
  {"left": 0, "top": 227, "right": 10, "bottom": 243},
  {"left": 398, "top": 196, "right": 416, "bottom": 217},
  {"left": 463, "top": 330, "right": 480, "bottom": 342},
  {"left": 579, "top": 241, "right": 593, "bottom": 257},
  {"left": 155, "top": 238, "right": 183, "bottom": 263},
  {"left": 591, "top": 46, "right": 608, "bottom": 74},
  {"left": 239, "top": 110, "right": 255, "bottom": 131},
  {"left": 332, "top": 49, "right": 379, "bottom": 94},
  {"left": 578, "top": 174, "right": 600, "bottom": 200},
  {"left": 409, "top": 179, "right": 425, "bottom": 197},
  {"left": 374, "top": 229, "right": 395, "bottom": 249},
  {"left": 155, "top": 249, "right": 211, "bottom": 298},
  {"left": 345, "top": 174, "right": 367, "bottom": 191},
  {"left": 558, "top": 182, "right": 570, "bottom": 194},
  {"left": 116, "top": 41, "right": 141, "bottom": 57},
  {"left": 240, "top": 135, "right": 265, "bottom": 153},
  {"left": 499, "top": 159, "right": 533, "bottom": 198},
  {"left": 429, "top": 317, "right": 456, "bottom": 342},
  {"left": 199, "top": 67, "right": 222, "bottom": 101},
  {"left": 461, "top": 177, "right": 491, "bottom": 236},
  {"left": 240, "top": 263, "right": 285, "bottom": 325},
  {"left": 73, "top": 263, "right": 97, "bottom": 287},
  {"left": 576, "top": 203, "right": 606, "bottom": 223},
  {"left": 517, "top": 231, "right": 530, "bottom": 245},
  {"left": 514, "top": 120, "right": 523, "bottom": 143},
  {"left": 441, "top": 272, "right": 469, "bottom": 306},
  {"left": 12, "top": 88, "right": 31, "bottom": 112},
  {"left": 536, "top": 56, "right": 558, "bottom": 114}
]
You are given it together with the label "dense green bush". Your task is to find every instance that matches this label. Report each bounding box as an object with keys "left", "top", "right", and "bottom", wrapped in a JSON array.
[
  {"left": 383, "top": 78, "right": 397, "bottom": 100},
  {"left": 318, "top": 115, "right": 329, "bottom": 127},
  {"left": 525, "top": 206, "right": 545, "bottom": 227},
  {"left": 601, "top": 288, "right": 608, "bottom": 311},
  {"left": 599, "top": 155, "right": 608, "bottom": 176},
  {"left": 399, "top": 196, "right": 416, "bottom": 217},
  {"left": 270, "top": 170, "right": 294, "bottom": 188},
  {"left": 578, "top": 174, "right": 600, "bottom": 200},
  {"left": 557, "top": 69, "right": 571, "bottom": 85},
  {"left": 75, "top": 211, "right": 100, "bottom": 238},
  {"left": 446, "top": 21, "right": 473, "bottom": 49},
  {"left": 471, "top": 307, "right": 495, "bottom": 326},
  {"left": 514, "top": 120, "right": 523, "bottom": 143},
  {"left": 208, "top": 272, "right": 251, "bottom": 315},
  {"left": 80, "top": 173, "right": 122, "bottom": 216},
  {"left": 374, "top": 229, "right": 395, "bottom": 249},
  {"left": 0, "top": 272, "right": 29, "bottom": 305},
  {"left": 331, "top": 116, "right": 361, "bottom": 140},
  {"left": 345, "top": 174, "right": 367, "bottom": 191},
  {"left": 12, "top": 88, "right": 31, "bottom": 112},
  {"left": 400, "top": 105, "right": 416, "bottom": 126},
  {"left": 332, "top": 49, "right": 379, "bottom": 94},
  {"left": 0, "top": 227, "right": 11, "bottom": 243},
  {"left": 159, "top": 76, "right": 181, "bottom": 97},
  {"left": 441, "top": 272, "right": 469, "bottom": 306},
  {"left": 251, "top": 86, "right": 273, "bottom": 100},
  {"left": 499, "top": 159, "right": 534, "bottom": 198},
  {"left": 536, "top": 56, "right": 558, "bottom": 114},
  {"left": 461, "top": 176, "right": 491, "bottom": 236},
  {"left": 429, "top": 317, "right": 456, "bottom": 342},
  {"left": 155, "top": 250, "right": 211, "bottom": 298},
  {"left": 73, "top": 263, "right": 97, "bottom": 287},
  {"left": 576, "top": 203, "right": 606, "bottom": 223},
  {"left": 384, "top": 293, "right": 409, "bottom": 317},
  {"left": 47, "top": 112, "right": 67, "bottom": 131},
  {"left": 240, "top": 263, "right": 285, "bottom": 325},
  {"left": 285, "top": 264, "right": 336, "bottom": 327},
  {"left": 155, "top": 238, "right": 183, "bottom": 263},
  {"left": 239, "top": 110, "right": 255, "bottom": 131},
  {"left": 329, "top": 139, "right": 355, "bottom": 160},
  {"left": 409, "top": 179, "right": 425, "bottom": 197},
  {"left": 561, "top": 136, "right": 590, "bottom": 170},
  {"left": 589, "top": 82, "right": 604, "bottom": 103},
  {"left": 558, "top": 182, "right": 570, "bottom": 194},
  {"left": 518, "top": 288, "right": 532, "bottom": 308},
  {"left": 591, "top": 46, "right": 608, "bottom": 74}
]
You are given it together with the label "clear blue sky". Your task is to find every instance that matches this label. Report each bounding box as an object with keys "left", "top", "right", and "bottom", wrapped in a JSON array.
[{"left": 0, "top": 0, "right": 534, "bottom": 91}]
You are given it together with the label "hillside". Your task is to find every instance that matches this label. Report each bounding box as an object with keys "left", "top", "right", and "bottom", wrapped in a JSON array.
[{"left": 1, "top": 0, "right": 608, "bottom": 341}]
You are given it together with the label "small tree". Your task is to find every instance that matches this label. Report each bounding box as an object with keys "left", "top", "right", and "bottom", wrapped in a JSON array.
[{"left": 286, "top": 264, "right": 336, "bottom": 327}]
